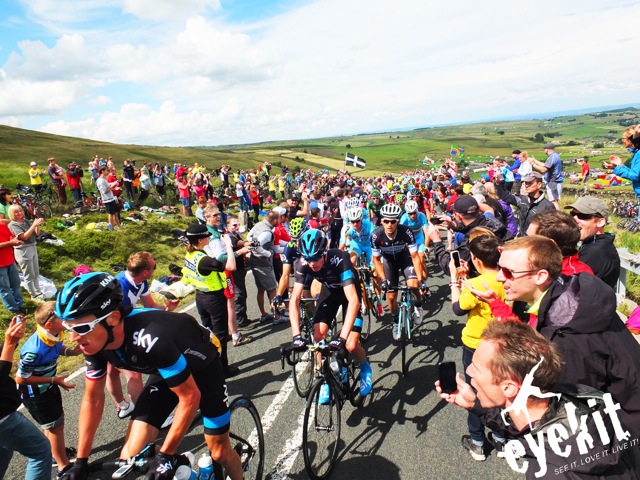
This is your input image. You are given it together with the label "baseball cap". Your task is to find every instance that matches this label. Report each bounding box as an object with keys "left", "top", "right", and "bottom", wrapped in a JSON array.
[
  {"left": 522, "top": 172, "right": 543, "bottom": 182},
  {"left": 453, "top": 195, "right": 479, "bottom": 215},
  {"left": 30, "top": 161, "right": 37, "bottom": 166},
  {"left": 186, "top": 224, "right": 212, "bottom": 240},
  {"left": 544, "top": 143, "right": 556, "bottom": 149},
  {"left": 564, "top": 196, "right": 609, "bottom": 221}
]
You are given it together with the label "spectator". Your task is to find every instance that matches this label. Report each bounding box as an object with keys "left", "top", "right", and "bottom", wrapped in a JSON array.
[
  {"left": 605, "top": 124, "right": 640, "bottom": 222},
  {"left": 579, "top": 156, "right": 590, "bottom": 194},
  {"left": 248, "top": 209, "right": 285, "bottom": 324},
  {"left": 449, "top": 234, "right": 507, "bottom": 461},
  {"left": 151, "top": 163, "right": 167, "bottom": 197},
  {"left": 525, "top": 210, "right": 594, "bottom": 278},
  {"left": 47, "top": 157, "right": 67, "bottom": 205},
  {"left": 195, "top": 196, "right": 208, "bottom": 224},
  {"left": 16, "top": 302, "right": 81, "bottom": 476},
  {"left": 494, "top": 172, "right": 555, "bottom": 236},
  {"left": 177, "top": 173, "right": 193, "bottom": 217},
  {"left": 95, "top": 166, "right": 120, "bottom": 230},
  {"left": 122, "top": 160, "right": 136, "bottom": 201},
  {"left": 530, "top": 143, "right": 564, "bottom": 209},
  {"left": 249, "top": 185, "right": 261, "bottom": 224},
  {"left": 0, "top": 221, "right": 24, "bottom": 314},
  {"left": 7, "top": 205, "right": 45, "bottom": 302},
  {"left": 28, "top": 161, "right": 44, "bottom": 194},
  {"left": 436, "top": 320, "right": 638, "bottom": 479},
  {"left": 0, "top": 315, "right": 51, "bottom": 480},
  {"left": 508, "top": 149, "right": 523, "bottom": 193},
  {"left": 65, "top": 162, "right": 84, "bottom": 206},
  {"left": 138, "top": 165, "right": 151, "bottom": 202},
  {"left": 468, "top": 235, "right": 640, "bottom": 438},
  {"left": 564, "top": 196, "right": 620, "bottom": 289},
  {"left": 226, "top": 217, "right": 254, "bottom": 331},
  {"left": 0, "top": 189, "right": 13, "bottom": 225}
]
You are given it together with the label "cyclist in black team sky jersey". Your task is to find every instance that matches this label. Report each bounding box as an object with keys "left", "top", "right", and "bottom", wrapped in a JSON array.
[
  {"left": 371, "top": 203, "right": 427, "bottom": 340},
  {"left": 56, "top": 273, "right": 243, "bottom": 480},
  {"left": 289, "top": 229, "right": 372, "bottom": 402}
]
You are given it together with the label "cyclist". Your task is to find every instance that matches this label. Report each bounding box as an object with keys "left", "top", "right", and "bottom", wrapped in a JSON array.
[
  {"left": 343, "top": 207, "right": 374, "bottom": 268},
  {"left": 371, "top": 203, "right": 427, "bottom": 340},
  {"left": 366, "top": 189, "right": 385, "bottom": 226},
  {"left": 289, "top": 229, "right": 372, "bottom": 402},
  {"left": 57, "top": 272, "right": 243, "bottom": 480},
  {"left": 399, "top": 200, "right": 430, "bottom": 279}
]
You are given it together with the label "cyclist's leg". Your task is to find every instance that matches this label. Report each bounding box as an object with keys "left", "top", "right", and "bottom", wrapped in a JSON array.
[
  {"left": 313, "top": 287, "right": 337, "bottom": 343},
  {"left": 382, "top": 257, "right": 399, "bottom": 315}
]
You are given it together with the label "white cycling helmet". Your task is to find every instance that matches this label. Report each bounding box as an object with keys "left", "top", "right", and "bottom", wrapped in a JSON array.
[
  {"left": 345, "top": 197, "right": 359, "bottom": 208},
  {"left": 405, "top": 200, "right": 418, "bottom": 214},
  {"left": 380, "top": 187, "right": 389, "bottom": 195},
  {"left": 347, "top": 207, "right": 364, "bottom": 222},
  {"left": 380, "top": 203, "right": 402, "bottom": 219}
]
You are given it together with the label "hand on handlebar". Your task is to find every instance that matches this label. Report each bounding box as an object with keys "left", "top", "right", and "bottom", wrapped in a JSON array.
[
  {"left": 380, "top": 279, "right": 390, "bottom": 293},
  {"left": 328, "top": 337, "right": 346, "bottom": 352},
  {"left": 291, "top": 334, "right": 308, "bottom": 350},
  {"left": 145, "top": 452, "right": 189, "bottom": 480},
  {"left": 59, "top": 458, "right": 89, "bottom": 480}
]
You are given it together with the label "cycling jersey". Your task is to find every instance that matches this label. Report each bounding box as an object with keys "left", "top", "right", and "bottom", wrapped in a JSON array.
[
  {"left": 85, "top": 308, "right": 230, "bottom": 434},
  {"left": 17, "top": 329, "right": 63, "bottom": 397},
  {"left": 282, "top": 241, "right": 301, "bottom": 266},
  {"left": 116, "top": 270, "right": 149, "bottom": 308},
  {"left": 345, "top": 221, "right": 373, "bottom": 263},
  {"left": 371, "top": 224, "right": 418, "bottom": 259},
  {"left": 399, "top": 211, "right": 428, "bottom": 246}
]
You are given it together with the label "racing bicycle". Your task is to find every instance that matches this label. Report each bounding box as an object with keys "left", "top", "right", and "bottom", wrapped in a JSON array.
[
  {"left": 387, "top": 284, "right": 418, "bottom": 377},
  {"left": 87, "top": 395, "right": 265, "bottom": 479}
]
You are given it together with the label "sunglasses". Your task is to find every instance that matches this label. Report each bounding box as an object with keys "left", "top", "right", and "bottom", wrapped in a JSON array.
[
  {"left": 499, "top": 265, "right": 538, "bottom": 280},
  {"left": 382, "top": 219, "right": 398, "bottom": 225},
  {"left": 572, "top": 211, "right": 599, "bottom": 221},
  {"left": 62, "top": 312, "right": 111, "bottom": 336},
  {"left": 408, "top": 211, "right": 417, "bottom": 215},
  {"left": 352, "top": 219, "right": 362, "bottom": 224},
  {"left": 303, "top": 255, "right": 324, "bottom": 263}
]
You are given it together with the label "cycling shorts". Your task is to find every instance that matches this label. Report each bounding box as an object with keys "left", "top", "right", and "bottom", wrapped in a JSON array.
[
  {"left": 348, "top": 243, "right": 372, "bottom": 265},
  {"left": 382, "top": 252, "right": 417, "bottom": 287},
  {"left": 132, "top": 355, "right": 230, "bottom": 435},
  {"left": 314, "top": 285, "right": 363, "bottom": 334}
]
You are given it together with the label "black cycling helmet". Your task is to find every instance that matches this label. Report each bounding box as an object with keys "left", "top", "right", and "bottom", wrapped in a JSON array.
[
  {"left": 56, "top": 272, "right": 123, "bottom": 320},
  {"left": 298, "top": 229, "right": 328, "bottom": 260}
]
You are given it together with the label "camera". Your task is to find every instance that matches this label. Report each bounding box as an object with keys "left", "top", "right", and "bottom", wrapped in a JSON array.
[{"left": 248, "top": 238, "right": 261, "bottom": 250}]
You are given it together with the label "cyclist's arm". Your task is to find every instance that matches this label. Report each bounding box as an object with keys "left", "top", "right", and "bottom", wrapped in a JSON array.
[
  {"left": 276, "top": 263, "right": 292, "bottom": 298},
  {"left": 159, "top": 375, "right": 201, "bottom": 455},
  {"left": 76, "top": 373, "right": 107, "bottom": 458},
  {"left": 288, "top": 281, "right": 304, "bottom": 337},
  {"left": 339, "top": 283, "right": 360, "bottom": 339},
  {"left": 372, "top": 254, "right": 385, "bottom": 281}
]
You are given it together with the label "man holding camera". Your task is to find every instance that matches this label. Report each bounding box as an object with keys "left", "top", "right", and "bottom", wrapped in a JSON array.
[{"left": 65, "top": 162, "right": 84, "bottom": 206}]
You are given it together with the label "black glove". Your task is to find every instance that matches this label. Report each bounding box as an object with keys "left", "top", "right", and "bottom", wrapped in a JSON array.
[
  {"left": 272, "top": 294, "right": 283, "bottom": 308},
  {"left": 291, "top": 334, "right": 308, "bottom": 350},
  {"left": 145, "top": 452, "right": 189, "bottom": 480},
  {"left": 380, "top": 279, "right": 390, "bottom": 293},
  {"left": 419, "top": 281, "right": 429, "bottom": 295},
  {"left": 59, "top": 458, "right": 89, "bottom": 480},
  {"left": 329, "top": 336, "right": 346, "bottom": 352}
]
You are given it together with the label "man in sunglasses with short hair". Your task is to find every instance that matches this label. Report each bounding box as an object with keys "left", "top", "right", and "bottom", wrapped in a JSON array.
[
  {"left": 371, "top": 203, "right": 427, "bottom": 340},
  {"left": 466, "top": 235, "right": 640, "bottom": 442}
]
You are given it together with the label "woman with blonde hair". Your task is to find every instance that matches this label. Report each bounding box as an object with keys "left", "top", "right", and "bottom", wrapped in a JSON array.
[
  {"left": 605, "top": 125, "right": 640, "bottom": 219},
  {"left": 7, "top": 205, "right": 45, "bottom": 301}
]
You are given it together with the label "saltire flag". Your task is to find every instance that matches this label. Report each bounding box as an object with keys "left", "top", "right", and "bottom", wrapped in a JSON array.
[
  {"left": 345, "top": 152, "right": 366, "bottom": 168},
  {"left": 423, "top": 156, "right": 435, "bottom": 166},
  {"left": 450, "top": 145, "right": 465, "bottom": 158}
]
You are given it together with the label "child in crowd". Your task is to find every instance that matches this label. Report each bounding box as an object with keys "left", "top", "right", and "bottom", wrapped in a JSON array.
[{"left": 16, "top": 302, "right": 81, "bottom": 477}]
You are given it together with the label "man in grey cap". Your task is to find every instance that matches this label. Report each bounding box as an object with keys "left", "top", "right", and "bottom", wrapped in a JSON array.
[
  {"left": 530, "top": 143, "right": 564, "bottom": 209},
  {"left": 565, "top": 196, "right": 620, "bottom": 289},
  {"left": 494, "top": 171, "right": 555, "bottom": 236}
]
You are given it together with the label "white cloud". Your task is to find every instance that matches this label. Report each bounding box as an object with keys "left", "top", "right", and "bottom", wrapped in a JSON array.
[
  {"left": 122, "top": 0, "right": 221, "bottom": 22},
  {"left": 89, "top": 95, "right": 112, "bottom": 105}
]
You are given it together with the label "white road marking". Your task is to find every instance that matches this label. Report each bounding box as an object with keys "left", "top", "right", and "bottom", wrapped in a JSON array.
[{"left": 268, "top": 404, "right": 307, "bottom": 479}]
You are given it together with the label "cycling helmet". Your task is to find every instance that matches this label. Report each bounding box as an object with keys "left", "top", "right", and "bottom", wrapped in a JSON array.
[
  {"left": 380, "top": 187, "right": 389, "bottom": 195},
  {"left": 347, "top": 207, "right": 364, "bottom": 222},
  {"left": 345, "top": 197, "right": 359, "bottom": 208},
  {"left": 405, "top": 200, "right": 419, "bottom": 214},
  {"left": 392, "top": 183, "right": 401, "bottom": 192},
  {"left": 289, "top": 217, "right": 307, "bottom": 239},
  {"left": 380, "top": 203, "right": 402, "bottom": 219},
  {"left": 371, "top": 189, "right": 381, "bottom": 199},
  {"left": 56, "top": 272, "right": 123, "bottom": 320},
  {"left": 298, "top": 229, "right": 328, "bottom": 260}
]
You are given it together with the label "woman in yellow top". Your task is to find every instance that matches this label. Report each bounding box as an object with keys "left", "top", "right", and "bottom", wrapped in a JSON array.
[{"left": 449, "top": 234, "right": 507, "bottom": 461}]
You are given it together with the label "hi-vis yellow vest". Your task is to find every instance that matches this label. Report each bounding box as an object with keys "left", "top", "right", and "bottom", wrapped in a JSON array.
[{"left": 182, "top": 250, "right": 226, "bottom": 292}]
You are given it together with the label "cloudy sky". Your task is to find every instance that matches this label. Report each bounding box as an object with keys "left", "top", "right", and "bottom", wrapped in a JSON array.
[{"left": 1, "top": 0, "right": 639, "bottom": 147}]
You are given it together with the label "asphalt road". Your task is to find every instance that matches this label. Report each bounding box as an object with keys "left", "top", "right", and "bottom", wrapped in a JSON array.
[{"left": 8, "top": 254, "right": 521, "bottom": 480}]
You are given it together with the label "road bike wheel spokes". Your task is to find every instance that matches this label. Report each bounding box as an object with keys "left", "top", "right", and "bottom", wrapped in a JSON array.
[
  {"left": 293, "top": 349, "right": 315, "bottom": 398},
  {"left": 35, "top": 202, "right": 52, "bottom": 219},
  {"left": 359, "top": 302, "right": 371, "bottom": 343},
  {"left": 348, "top": 362, "right": 366, "bottom": 408},
  {"left": 228, "top": 397, "right": 265, "bottom": 480},
  {"left": 400, "top": 309, "right": 409, "bottom": 377},
  {"left": 303, "top": 381, "right": 341, "bottom": 480}
]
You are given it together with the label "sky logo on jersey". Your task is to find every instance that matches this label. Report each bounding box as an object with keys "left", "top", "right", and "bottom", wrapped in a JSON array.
[
  {"left": 329, "top": 255, "right": 343, "bottom": 267},
  {"left": 132, "top": 328, "right": 159, "bottom": 353}
]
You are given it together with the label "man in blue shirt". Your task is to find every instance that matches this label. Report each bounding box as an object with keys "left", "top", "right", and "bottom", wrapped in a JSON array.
[{"left": 531, "top": 143, "right": 564, "bottom": 209}]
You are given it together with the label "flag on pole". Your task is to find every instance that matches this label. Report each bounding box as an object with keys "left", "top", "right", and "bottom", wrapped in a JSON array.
[
  {"left": 423, "top": 156, "right": 435, "bottom": 166},
  {"left": 345, "top": 152, "right": 366, "bottom": 168},
  {"left": 450, "top": 145, "right": 465, "bottom": 158}
]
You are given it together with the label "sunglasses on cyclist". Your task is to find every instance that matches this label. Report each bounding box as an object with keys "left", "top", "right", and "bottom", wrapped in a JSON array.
[
  {"left": 499, "top": 265, "right": 538, "bottom": 280},
  {"left": 382, "top": 219, "right": 398, "bottom": 225},
  {"left": 303, "top": 255, "right": 324, "bottom": 263},
  {"left": 352, "top": 219, "right": 362, "bottom": 224},
  {"left": 62, "top": 312, "right": 111, "bottom": 336}
]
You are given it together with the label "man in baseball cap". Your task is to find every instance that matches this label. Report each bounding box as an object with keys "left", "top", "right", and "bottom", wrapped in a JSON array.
[
  {"left": 28, "top": 161, "right": 43, "bottom": 191},
  {"left": 565, "top": 196, "right": 619, "bottom": 288}
]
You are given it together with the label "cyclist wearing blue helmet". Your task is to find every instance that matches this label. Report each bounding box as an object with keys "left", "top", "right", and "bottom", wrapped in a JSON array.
[{"left": 290, "top": 229, "right": 372, "bottom": 401}]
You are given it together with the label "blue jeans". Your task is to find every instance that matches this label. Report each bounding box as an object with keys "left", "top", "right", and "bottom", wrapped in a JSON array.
[
  {"left": 0, "top": 411, "right": 52, "bottom": 480},
  {"left": 462, "top": 345, "right": 485, "bottom": 444},
  {"left": 0, "top": 262, "right": 24, "bottom": 313}
]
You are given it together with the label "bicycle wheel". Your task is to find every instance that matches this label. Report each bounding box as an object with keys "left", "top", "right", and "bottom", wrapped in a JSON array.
[
  {"left": 399, "top": 306, "right": 409, "bottom": 377},
  {"left": 34, "top": 202, "right": 52, "bottom": 219},
  {"left": 359, "top": 298, "right": 372, "bottom": 344},
  {"left": 293, "top": 348, "right": 315, "bottom": 398},
  {"left": 226, "top": 397, "right": 265, "bottom": 480},
  {"left": 347, "top": 360, "right": 365, "bottom": 408},
  {"left": 303, "top": 380, "right": 341, "bottom": 480}
]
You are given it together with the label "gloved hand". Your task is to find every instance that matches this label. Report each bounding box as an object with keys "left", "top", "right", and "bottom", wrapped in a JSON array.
[
  {"left": 59, "top": 458, "right": 89, "bottom": 480},
  {"left": 272, "top": 294, "right": 283, "bottom": 309},
  {"left": 380, "top": 279, "right": 390, "bottom": 293},
  {"left": 145, "top": 452, "right": 189, "bottom": 480},
  {"left": 419, "top": 281, "right": 430, "bottom": 295},
  {"left": 291, "top": 334, "right": 308, "bottom": 350},
  {"left": 328, "top": 336, "right": 346, "bottom": 352}
]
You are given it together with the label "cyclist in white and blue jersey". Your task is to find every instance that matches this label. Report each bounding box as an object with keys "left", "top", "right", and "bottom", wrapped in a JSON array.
[
  {"left": 344, "top": 207, "right": 374, "bottom": 267},
  {"left": 400, "top": 200, "right": 431, "bottom": 278}
]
